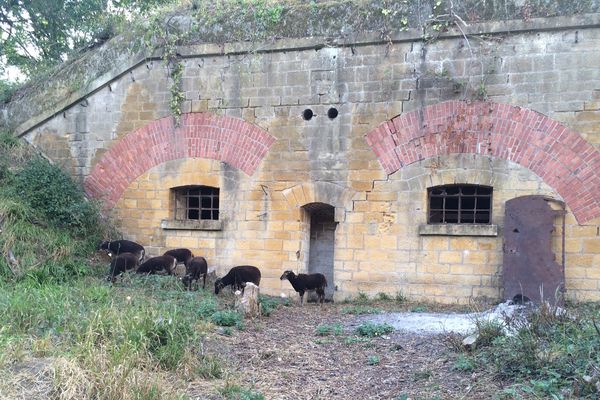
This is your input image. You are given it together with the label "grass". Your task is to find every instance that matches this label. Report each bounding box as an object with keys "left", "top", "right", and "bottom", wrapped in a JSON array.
[
  {"left": 450, "top": 302, "right": 600, "bottom": 398},
  {"left": 219, "top": 382, "right": 265, "bottom": 400},
  {"left": 0, "top": 276, "right": 210, "bottom": 399}
]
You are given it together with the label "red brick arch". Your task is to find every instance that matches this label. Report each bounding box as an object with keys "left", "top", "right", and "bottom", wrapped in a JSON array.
[
  {"left": 85, "top": 113, "right": 276, "bottom": 207},
  {"left": 365, "top": 100, "right": 600, "bottom": 224}
]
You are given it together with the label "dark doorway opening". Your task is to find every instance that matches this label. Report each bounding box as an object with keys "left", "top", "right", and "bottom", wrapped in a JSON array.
[{"left": 303, "top": 202, "right": 336, "bottom": 301}]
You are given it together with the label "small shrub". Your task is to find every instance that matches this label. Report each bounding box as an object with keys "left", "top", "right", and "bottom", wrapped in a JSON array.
[
  {"left": 354, "top": 292, "right": 370, "bottom": 304},
  {"left": 342, "top": 306, "right": 381, "bottom": 315},
  {"left": 211, "top": 310, "right": 242, "bottom": 327},
  {"left": 441, "top": 331, "right": 465, "bottom": 352},
  {"left": 196, "top": 355, "right": 223, "bottom": 379},
  {"left": 220, "top": 382, "right": 265, "bottom": 400},
  {"left": 453, "top": 354, "right": 475, "bottom": 372},
  {"left": 0, "top": 80, "right": 18, "bottom": 104},
  {"left": 197, "top": 298, "right": 218, "bottom": 318},
  {"left": 413, "top": 369, "right": 432, "bottom": 381},
  {"left": 474, "top": 319, "right": 504, "bottom": 347},
  {"left": 343, "top": 336, "right": 371, "bottom": 345},
  {"left": 259, "top": 295, "right": 280, "bottom": 316},
  {"left": 395, "top": 291, "right": 407, "bottom": 304},
  {"left": 410, "top": 305, "right": 428, "bottom": 313},
  {"left": 377, "top": 292, "right": 392, "bottom": 301},
  {"left": 315, "top": 323, "right": 343, "bottom": 336},
  {"left": 13, "top": 157, "right": 100, "bottom": 235},
  {"left": 222, "top": 327, "right": 233, "bottom": 336},
  {"left": 0, "top": 131, "right": 18, "bottom": 149},
  {"left": 367, "top": 355, "right": 380, "bottom": 365},
  {"left": 355, "top": 322, "right": 394, "bottom": 337}
]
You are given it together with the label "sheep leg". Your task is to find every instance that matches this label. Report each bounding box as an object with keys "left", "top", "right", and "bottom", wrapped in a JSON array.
[
  {"left": 299, "top": 291, "right": 305, "bottom": 307},
  {"left": 317, "top": 288, "right": 325, "bottom": 306},
  {"left": 202, "top": 273, "right": 206, "bottom": 289}
]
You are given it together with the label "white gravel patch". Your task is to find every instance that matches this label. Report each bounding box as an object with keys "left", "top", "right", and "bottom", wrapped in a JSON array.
[
  {"left": 361, "top": 301, "right": 532, "bottom": 335},
  {"left": 365, "top": 312, "right": 480, "bottom": 335}
]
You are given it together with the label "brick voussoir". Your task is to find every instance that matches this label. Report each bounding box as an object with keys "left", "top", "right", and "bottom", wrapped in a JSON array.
[
  {"left": 364, "top": 100, "right": 600, "bottom": 224},
  {"left": 85, "top": 112, "right": 276, "bottom": 208}
]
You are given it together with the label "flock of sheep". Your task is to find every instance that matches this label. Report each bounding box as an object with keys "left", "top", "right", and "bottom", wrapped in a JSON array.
[{"left": 99, "top": 239, "right": 328, "bottom": 305}]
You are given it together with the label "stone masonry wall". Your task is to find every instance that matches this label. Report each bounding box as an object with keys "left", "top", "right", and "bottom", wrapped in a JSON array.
[{"left": 17, "top": 18, "right": 600, "bottom": 303}]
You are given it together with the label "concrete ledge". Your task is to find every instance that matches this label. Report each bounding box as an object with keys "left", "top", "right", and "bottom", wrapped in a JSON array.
[
  {"left": 161, "top": 219, "right": 223, "bottom": 231},
  {"left": 418, "top": 224, "right": 498, "bottom": 237}
]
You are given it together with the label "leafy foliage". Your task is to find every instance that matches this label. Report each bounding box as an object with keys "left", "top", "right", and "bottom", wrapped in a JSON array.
[
  {"left": 259, "top": 294, "right": 281, "bottom": 316},
  {"left": 0, "top": 0, "right": 173, "bottom": 77},
  {"left": 211, "top": 310, "right": 242, "bottom": 327},
  {"left": 355, "top": 322, "right": 394, "bottom": 337},
  {"left": 12, "top": 157, "right": 99, "bottom": 232},
  {"left": 316, "top": 323, "right": 343, "bottom": 336},
  {"left": 0, "top": 136, "right": 105, "bottom": 282},
  {"left": 475, "top": 303, "right": 600, "bottom": 398}
]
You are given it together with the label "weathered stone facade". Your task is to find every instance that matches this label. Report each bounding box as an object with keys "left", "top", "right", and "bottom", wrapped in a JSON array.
[{"left": 4, "top": 13, "right": 600, "bottom": 303}]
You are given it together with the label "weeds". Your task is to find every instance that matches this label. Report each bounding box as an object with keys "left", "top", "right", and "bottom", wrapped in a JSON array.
[
  {"left": 211, "top": 310, "right": 243, "bottom": 327},
  {"left": 219, "top": 381, "right": 265, "bottom": 400},
  {"left": 473, "top": 319, "right": 504, "bottom": 347},
  {"left": 315, "top": 323, "right": 343, "bottom": 336},
  {"left": 453, "top": 354, "right": 475, "bottom": 372},
  {"left": 376, "top": 292, "right": 392, "bottom": 301},
  {"left": 341, "top": 305, "right": 381, "bottom": 315},
  {"left": 343, "top": 336, "right": 371, "bottom": 345},
  {"left": 259, "top": 294, "right": 281, "bottom": 316},
  {"left": 367, "top": 355, "right": 380, "bottom": 365},
  {"left": 196, "top": 354, "right": 224, "bottom": 379},
  {"left": 355, "top": 322, "right": 394, "bottom": 337},
  {"left": 395, "top": 291, "right": 407, "bottom": 304},
  {"left": 473, "top": 302, "right": 600, "bottom": 398}
]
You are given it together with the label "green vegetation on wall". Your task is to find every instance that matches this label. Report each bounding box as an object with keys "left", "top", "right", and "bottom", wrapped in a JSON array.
[{"left": 3, "top": 0, "right": 599, "bottom": 130}]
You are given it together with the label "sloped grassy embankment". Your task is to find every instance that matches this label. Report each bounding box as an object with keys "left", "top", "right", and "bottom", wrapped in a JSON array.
[{"left": 0, "top": 132, "right": 263, "bottom": 400}]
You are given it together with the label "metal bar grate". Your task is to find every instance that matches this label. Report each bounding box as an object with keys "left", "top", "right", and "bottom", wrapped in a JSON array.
[
  {"left": 173, "top": 186, "right": 219, "bottom": 221},
  {"left": 428, "top": 185, "right": 492, "bottom": 224}
]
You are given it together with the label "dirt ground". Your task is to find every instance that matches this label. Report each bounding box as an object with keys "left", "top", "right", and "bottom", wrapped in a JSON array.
[{"left": 191, "top": 302, "right": 503, "bottom": 400}]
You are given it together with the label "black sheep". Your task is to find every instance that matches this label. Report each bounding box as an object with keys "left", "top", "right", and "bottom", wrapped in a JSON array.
[
  {"left": 136, "top": 255, "right": 176, "bottom": 275},
  {"left": 99, "top": 239, "right": 145, "bottom": 262},
  {"left": 280, "top": 270, "right": 328, "bottom": 306},
  {"left": 182, "top": 256, "right": 208, "bottom": 290},
  {"left": 215, "top": 265, "right": 261, "bottom": 294},
  {"left": 163, "top": 248, "right": 194, "bottom": 266},
  {"left": 106, "top": 252, "right": 139, "bottom": 283}
]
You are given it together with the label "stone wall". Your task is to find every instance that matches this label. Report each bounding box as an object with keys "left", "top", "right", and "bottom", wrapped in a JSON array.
[{"left": 9, "top": 15, "right": 600, "bottom": 303}]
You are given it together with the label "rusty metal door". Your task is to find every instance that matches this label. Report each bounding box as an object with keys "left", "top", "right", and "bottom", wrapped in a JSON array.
[{"left": 503, "top": 195, "right": 566, "bottom": 305}]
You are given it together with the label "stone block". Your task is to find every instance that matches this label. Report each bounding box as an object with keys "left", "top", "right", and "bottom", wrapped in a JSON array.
[
  {"left": 439, "top": 251, "right": 463, "bottom": 264},
  {"left": 583, "top": 239, "right": 600, "bottom": 253}
]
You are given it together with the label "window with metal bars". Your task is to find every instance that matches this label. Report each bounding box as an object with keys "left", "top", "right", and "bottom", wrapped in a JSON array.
[
  {"left": 428, "top": 184, "right": 492, "bottom": 224},
  {"left": 172, "top": 185, "right": 219, "bottom": 221}
]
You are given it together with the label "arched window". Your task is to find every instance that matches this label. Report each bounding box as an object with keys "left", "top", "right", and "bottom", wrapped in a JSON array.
[
  {"left": 428, "top": 184, "right": 492, "bottom": 224},
  {"left": 172, "top": 185, "right": 219, "bottom": 221}
]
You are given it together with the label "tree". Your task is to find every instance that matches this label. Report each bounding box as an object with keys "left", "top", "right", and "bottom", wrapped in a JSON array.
[{"left": 0, "top": 0, "right": 172, "bottom": 79}]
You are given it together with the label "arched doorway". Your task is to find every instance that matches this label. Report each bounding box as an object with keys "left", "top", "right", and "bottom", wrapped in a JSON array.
[{"left": 302, "top": 202, "right": 336, "bottom": 301}]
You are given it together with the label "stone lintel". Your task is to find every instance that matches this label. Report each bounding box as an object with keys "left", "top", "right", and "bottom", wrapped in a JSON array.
[
  {"left": 161, "top": 219, "right": 223, "bottom": 231},
  {"left": 418, "top": 224, "right": 498, "bottom": 237}
]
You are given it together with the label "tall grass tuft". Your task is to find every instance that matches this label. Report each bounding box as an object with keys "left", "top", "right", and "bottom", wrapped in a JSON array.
[{"left": 475, "top": 302, "right": 600, "bottom": 398}]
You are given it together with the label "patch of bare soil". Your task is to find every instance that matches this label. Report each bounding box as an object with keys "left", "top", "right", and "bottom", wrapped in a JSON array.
[
  {"left": 0, "top": 358, "right": 54, "bottom": 400},
  {"left": 191, "top": 303, "right": 503, "bottom": 400}
]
